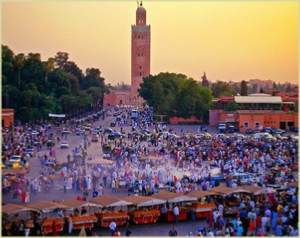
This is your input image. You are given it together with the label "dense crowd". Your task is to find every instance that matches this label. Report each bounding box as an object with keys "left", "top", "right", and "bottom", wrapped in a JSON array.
[{"left": 2, "top": 107, "right": 299, "bottom": 236}]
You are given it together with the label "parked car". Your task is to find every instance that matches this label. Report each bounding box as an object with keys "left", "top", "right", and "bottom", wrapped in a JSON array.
[
  {"left": 216, "top": 133, "right": 227, "bottom": 139},
  {"left": 31, "top": 130, "right": 39, "bottom": 135},
  {"left": 265, "top": 127, "right": 272, "bottom": 134},
  {"left": 275, "top": 129, "right": 285, "bottom": 134},
  {"left": 195, "top": 134, "right": 205, "bottom": 139},
  {"left": 60, "top": 141, "right": 69, "bottom": 149},
  {"left": 76, "top": 129, "right": 83, "bottom": 136},
  {"left": 24, "top": 148, "right": 35, "bottom": 157},
  {"left": 8, "top": 155, "right": 22, "bottom": 165},
  {"left": 245, "top": 128, "right": 253, "bottom": 134},
  {"left": 140, "top": 129, "right": 151, "bottom": 134},
  {"left": 109, "top": 132, "right": 125, "bottom": 138},
  {"left": 62, "top": 128, "right": 71, "bottom": 134},
  {"left": 103, "top": 128, "right": 114, "bottom": 134},
  {"left": 228, "top": 126, "right": 235, "bottom": 133}
]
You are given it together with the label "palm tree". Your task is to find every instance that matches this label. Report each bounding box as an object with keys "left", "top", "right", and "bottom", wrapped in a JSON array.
[
  {"left": 44, "top": 57, "right": 55, "bottom": 82},
  {"left": 13, "top": 53, "right": 25, "bottom": 88}
]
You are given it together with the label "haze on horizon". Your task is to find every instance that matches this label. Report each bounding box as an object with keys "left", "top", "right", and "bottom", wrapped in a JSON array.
[{"left": 2, "top": 1, "right": 298, "bottom": 85}]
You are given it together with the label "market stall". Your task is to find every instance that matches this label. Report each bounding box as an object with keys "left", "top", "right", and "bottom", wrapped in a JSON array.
[
  {"left": 27, "top": 201, "right": 67, "bottom": 235},
  {"left": 59, "top": 199, "right": 101, "bottom": 230},
  {"left": 151, "top": 191, "right": 197, "bottom": 222},
  {"left": 89, "top": 195, "right": 132, "bottom": 227},
  {"left": 2, "top": 203, "right": 40, "bottom": 233},
  {"left": 122, "top": 196, "right": 166, "bottom": 224},
  {"left": 185, "top": 190, "right": 219, "bottom": 219}
]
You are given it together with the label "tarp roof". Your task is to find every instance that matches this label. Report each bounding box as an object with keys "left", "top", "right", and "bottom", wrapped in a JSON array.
[
  {"left": 234, "top": 96, "right": 282, "bottom": 104},
  {"left": 186, "top": 190, "right": 220, "bottom": 198},
  {"left": 208, "top": 186, "right": 247, "bottom": 195},
  {"left": 122, "top": 196, "right": 166, "bottom": 207},
  {"left": 137, "top": 155, "right": 163, "bottom": 161},
  {"left": 2, "top": 203, "right": 40, "bottom": 215},
  {"left": 86, "top": 159, "right": 114, "bottom": 165},
  {"left": 59, "top": 200, "right": 101, "bottom": 209},
  {"left": 239, "top": 185, "right": 265, "bottom": 194},
  {"left": 89, "top": 195, "right": 133, "bottom": 207},
  {"left": 2, "top": 169, "right": 29, "bottom": 176},
  {"left": 287, "top": 181, "right": 298, "bottom": 188},
  {"left": 151, "top": 191, "right": 197, "bottom": 203},
  {"left": 27, "top": 201, "right": 68, "bottom": 213}
]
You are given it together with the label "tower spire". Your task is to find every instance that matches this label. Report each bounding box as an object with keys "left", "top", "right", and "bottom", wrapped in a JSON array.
[{"left": 140, "top": 1, "right": 142, "bottom": 7}]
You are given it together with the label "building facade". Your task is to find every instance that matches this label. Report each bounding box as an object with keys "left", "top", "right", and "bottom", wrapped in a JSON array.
[
  {"left": 209, "top": 94, "right": 298, "bottom": 132},
  {"left": 131, "top": 1, "right": 151, "bottom": 101}
]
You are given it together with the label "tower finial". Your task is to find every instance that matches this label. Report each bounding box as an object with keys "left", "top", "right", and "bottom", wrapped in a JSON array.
[{"left": 140, "top": 1, "right": 142, "bottom": 7}]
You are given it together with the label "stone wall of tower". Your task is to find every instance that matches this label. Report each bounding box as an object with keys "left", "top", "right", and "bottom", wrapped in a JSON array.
[{"left": 131, "top": 4, "right": 150, "bottom": 101}]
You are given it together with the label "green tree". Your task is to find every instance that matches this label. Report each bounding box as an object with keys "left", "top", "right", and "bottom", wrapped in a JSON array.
[
  {"left": 211, "top": 81, "right": 235, "bottom": 98},
  {"left": 201, "top": 72, "right": 209, "bottom": 87},
  {"left": 139, "top": 72, "right": 212, "bottom": 122},
  {"left": 225, "top": 100, "right": 238, "bottom": 111},
  {"left": 13, "top": 53, "right": 25, "bottom": 88},
  {"left": 285, "top": 83, "right": 292, "bottom": 92},
  {"left": 259, "top": 87, "right": 265, "bottom": 93},
  {"left": 44, "top": 57, "right": 55, "bottom": 82},
  {"left": 54, "top": 51, "right": 69, "bottom": 69},
  {"left": 2, "top": 45, "right": 14, "bottom": 82},
  {"left": 250, "top": 83, "right": 258, "bottom": 94},
  {"left": 240, "top": 80, "right": 248, "bottom": 96}
]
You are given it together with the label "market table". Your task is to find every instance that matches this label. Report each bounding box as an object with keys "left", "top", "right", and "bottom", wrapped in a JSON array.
[
  {"left": 166, "top": 208, "right": 188, "bottom": 222},
  {"left": 41, "top": 218, "right": 64, "bottom": 235},
  {"left": 95, "top": 211, "right": 129, "bottom": 227},
  {"left": 71, "top": 214, "right": 98, "bottom": 230},
  {"left": 122, "top": 196, "right": 166, "bottom": 224}
]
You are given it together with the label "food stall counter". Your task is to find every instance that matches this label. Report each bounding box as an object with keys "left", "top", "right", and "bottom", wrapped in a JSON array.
[
  {"left": 95, "top": 212, "right": 129, "bottom": 227},
  {"left": 41, "top": 218, "right": 64, "bottom": 235},
  {"left": 72, "top": 214, "right": 98, "bottom": 230},
  {"left": 130, "top": 209, "right": 160, "bottom": 224},
  {"left": 188, "top": 202, "right": 216, "bottom": 218},
  {"left": 166, "top": 208, "right": 188, "bottom": 222}
]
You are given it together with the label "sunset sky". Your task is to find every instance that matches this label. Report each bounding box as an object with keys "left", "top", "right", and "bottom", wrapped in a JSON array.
[{"left": 2, "top": 1, "right": 298, "bottom": 85}]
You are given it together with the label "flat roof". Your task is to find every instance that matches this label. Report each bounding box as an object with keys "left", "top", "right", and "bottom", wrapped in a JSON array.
[{"left": 234, "top": 96, "right": 282, "bottom": 104}]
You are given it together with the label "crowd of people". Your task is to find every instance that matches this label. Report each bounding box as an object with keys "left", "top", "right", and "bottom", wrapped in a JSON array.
[{"left": 2, "top": 106, "right": 299, "bottom": 236}]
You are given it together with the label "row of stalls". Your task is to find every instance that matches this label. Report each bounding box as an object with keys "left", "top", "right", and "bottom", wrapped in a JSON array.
[{"left": 2, "top": 183, "right": 297, "bottom": 235}]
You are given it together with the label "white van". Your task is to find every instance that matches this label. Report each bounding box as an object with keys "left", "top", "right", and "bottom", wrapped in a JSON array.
[{"left": 253, "top": 133, "right": 275, "bottom": 140}]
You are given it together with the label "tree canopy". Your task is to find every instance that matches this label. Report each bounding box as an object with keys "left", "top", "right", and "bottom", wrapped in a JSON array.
[
  {"left": 2, "top": 45, "right": 110, "bottom": 122},
  {"left": 138, "top": 72, "right": 213, "bottom": 123}
]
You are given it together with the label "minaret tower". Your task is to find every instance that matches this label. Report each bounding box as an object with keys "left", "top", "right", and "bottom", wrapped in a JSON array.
[{"left": 131, "top": 1, "right": 151, "bottom": 102}]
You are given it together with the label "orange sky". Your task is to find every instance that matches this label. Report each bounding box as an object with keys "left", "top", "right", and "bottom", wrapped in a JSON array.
[{"left": 2, "top": 1, "right": 298, "bottom": 85}]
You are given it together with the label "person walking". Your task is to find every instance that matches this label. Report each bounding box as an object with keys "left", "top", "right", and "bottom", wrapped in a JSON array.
[
  {"left": 68, "top": 214, "right": 73, "bottom": 234},
  {"left": 173, "top": 204, "right": 179, "bottom": 223},
  {"left": 63, "top": 178, "right": 67, "bottom": 193},
  {"left": 111, "top": 179, "right": 116, "bottom": 193},
  {"left": 109, "top": 220, "right": 117, "bottom": 236},
  {"left": 169, "top": 226, "right": 178, "bottom": 236}
]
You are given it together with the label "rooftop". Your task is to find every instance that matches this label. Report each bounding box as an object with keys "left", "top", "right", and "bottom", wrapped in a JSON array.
[{"left": 234, "top": 96, "right": 282, "bottom": 104}]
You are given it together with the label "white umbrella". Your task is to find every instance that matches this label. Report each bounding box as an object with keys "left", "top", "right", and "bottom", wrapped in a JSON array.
[
  {"left": 86, "top": 158, "right": 114, "bottom": 165},
  {"left": 253, "top": 187, "right": 276, "bottom": 195}
]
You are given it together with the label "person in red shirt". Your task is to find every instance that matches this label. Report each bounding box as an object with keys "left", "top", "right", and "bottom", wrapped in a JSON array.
[{"left": 256, "top": 214, "right": 262, "bottom": 235}]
